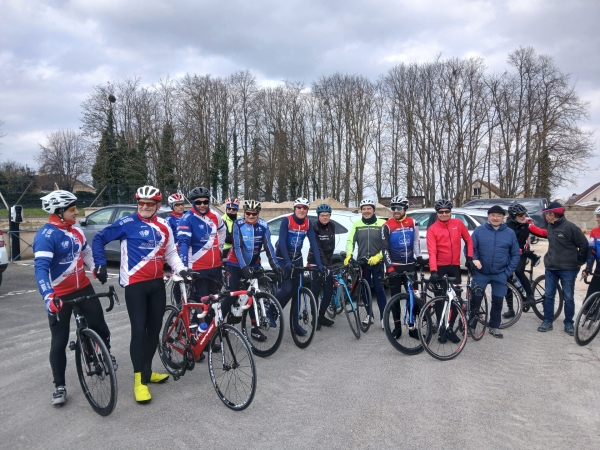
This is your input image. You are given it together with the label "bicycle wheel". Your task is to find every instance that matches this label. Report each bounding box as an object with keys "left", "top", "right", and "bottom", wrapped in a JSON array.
[
  {"left": 157, "top": 305, "right": 188, "bottom": 376},
  {"left": 354, "top": 278, "right": 372, "bottom": 332},
  {"left": 290, "top": 287, "right": 317, "bottom": 349},
  {"left": 208, "top": 324, "right": 257, "bottom": 411},
  {"left": 383, "top": 293, "right": 430, "bottom": 355},
  {"left": 340, "top": 287, "right": 360, "bottom": 339},
  {"left": 75, "top": 329, "right": 117, "bottom": 416},
  {"left": 241, "top": 292, "right": 285, "bottom": 357},
  {"left": 418, "top": 297, "right": 467, "bottom": 361},
  {"left": 531, "top": 274, "right": 564, "bottom": 321},
  {"left": 467, "top": 286, "right": 488, "bottom": 341},
  {"left": 574, "top": 292, "right": 600, "bottom": 346},
  {"left": 486, "top": 282, "right": 522, "bottom": 329},
  {"left": 259, "top": 276, "right": 276, "bottom": 296}
]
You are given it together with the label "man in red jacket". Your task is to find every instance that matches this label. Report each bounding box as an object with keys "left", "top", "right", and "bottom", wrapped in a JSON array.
[{"left": 426, "top": 199, "right": 474, "bottom": 343}]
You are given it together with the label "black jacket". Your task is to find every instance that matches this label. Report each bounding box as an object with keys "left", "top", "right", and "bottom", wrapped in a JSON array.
[
  {"left": 544, "top": 216, "right": 588, "bottom": 271},
  {"left": 506, "top": 218, "right": 530, "bottom": 250},
  {"left": 308, "top": 220, "right": 336, "bottom": 266}
]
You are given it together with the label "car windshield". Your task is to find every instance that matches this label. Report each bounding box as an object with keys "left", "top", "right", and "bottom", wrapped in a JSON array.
[
  {"left": 407, "top": 212, "right": 431, "bottom": 228},
  {"left": 471, "top": 215, "right": 488, "bottom": 225},
  {"left": 517, "top": 200, "right": 543, "bottom": 212}
]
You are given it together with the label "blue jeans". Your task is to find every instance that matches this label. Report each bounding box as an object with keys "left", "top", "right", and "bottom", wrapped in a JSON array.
[
  {"left": 472, "top": 271, "right": 508, "bottom": 329},
  {"left": 544, "top": 269, "right": 578, "bottom": 324},
  {"left": 361, "top": 264, "right": 387, "bottom": 320}
]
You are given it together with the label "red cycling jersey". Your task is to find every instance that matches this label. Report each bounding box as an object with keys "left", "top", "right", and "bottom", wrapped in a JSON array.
[{"left": 426, "top": 218, "right": 473, "bottom": 271}]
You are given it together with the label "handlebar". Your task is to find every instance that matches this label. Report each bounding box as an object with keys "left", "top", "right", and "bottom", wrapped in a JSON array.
[
  {"left": 55, "top": 285, "right": 120, "bottom": 321},
  {"left": 582, "top": 272, "right": 599, "bottom": 284}
]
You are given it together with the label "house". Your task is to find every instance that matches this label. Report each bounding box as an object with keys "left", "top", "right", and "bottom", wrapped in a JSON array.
[
  {"left": 565, "top": 182, "right": 600, "bottom": 206},
  {"left": 34, "top": 175, "right": 95, "bottom": 194},
  {"left": 467, "top": 179, "right": 503, "bottom": 201}
]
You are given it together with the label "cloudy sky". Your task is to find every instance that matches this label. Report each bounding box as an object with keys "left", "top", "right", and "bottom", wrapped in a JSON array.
[{"left": 1, "top": 0, "right": 598, "bottom": 200}]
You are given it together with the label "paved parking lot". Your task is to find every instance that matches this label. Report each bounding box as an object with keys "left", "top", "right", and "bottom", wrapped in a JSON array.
[{"left": 1, "top": 244, "right": 599, "bottom": 449}]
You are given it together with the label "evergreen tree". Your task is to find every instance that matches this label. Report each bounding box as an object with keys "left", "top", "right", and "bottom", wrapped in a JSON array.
[
  {"left": 91, "top": 106, "right": 119, "bottom": 203},
  {"left": 157, "top": 122, "right": 177, "bottom": 192}
]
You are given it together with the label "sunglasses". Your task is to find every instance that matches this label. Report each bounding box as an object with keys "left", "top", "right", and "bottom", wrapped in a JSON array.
[
  {"left": 295, "top": 206, "right": 308, "bottom": 211},
  {"left": 391, "top": 206, "right": 405, "bottom": 212},
  {"left": 138, "top": 201, "right": 157, "bottom": 207},
  {"left": 194, "top": 200, "right": 210, "bottom": 206},
  {"left": 65, "top": 205, "right": 78, "bottom": 212},
  {"left": 245, "top": 211, "right": 259, "bottom": 217},
  {"left": 437, "top": 210, "right": 451, "bottom": 215},
  {"left": 227, "top": 207, "right": 238, "bottom": 212},
  {"left": 516, "top": 213, "right": 526, "bottom": 217}
]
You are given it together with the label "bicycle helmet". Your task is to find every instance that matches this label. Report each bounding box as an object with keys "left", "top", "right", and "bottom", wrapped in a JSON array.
[
  {"left": 225, "top": 197, "right": 240, "bottom": 210},
  {"left": 390, "top": 195, "right": 409, "bottom": 210},
  {"left": 188, "top": 186, "right": 210, "bottom": 201},
  {"left": 508, "top": 203, "right": 528, "bottom": 218},
  {"left": 243, "top": 199, "right": 261, "bottom": 211},
  {"left": 135, "top": 185, "right": 162, "bottom": 201},
  {"left": 40, "top": 190, "right": 78, "bottom": 214},
  {"left": 167, "top": 192, "right": 184, "bottom": 209},
  {"left": 316, "top": 203, "right": 332, "bottom": 215},
  {"left": 359, "top": 198, "right": 375, "bottom": 209},
  {"left": 434, "top": 199, "right": 453, "bottom": 211},
  {"left": 595, "top": 205, "right": 600, "bottom": 215},
  {"left": 294, "top": 197, "right": 310, "bottom": 208}
]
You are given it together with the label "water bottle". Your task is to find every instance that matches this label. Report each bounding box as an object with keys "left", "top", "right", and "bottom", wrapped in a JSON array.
[
  {"left": 195, "top": 322, "right": 208, "bottom": 337},
  {"left": 513, "top": 276, "right": 525, "bottom": 295}
]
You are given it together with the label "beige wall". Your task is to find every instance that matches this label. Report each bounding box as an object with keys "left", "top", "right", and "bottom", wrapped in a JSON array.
[
  {"left": 2, "top": 229, "right": 36, "bottom": 260},
  {"left": 564, "top": 205, "right": 599, "bottom": 231}
]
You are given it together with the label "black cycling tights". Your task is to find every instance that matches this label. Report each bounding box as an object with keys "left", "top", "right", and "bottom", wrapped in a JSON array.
[
  {"left": 48, "top": 284, "right": 110, "bottom": 387},
  {"left": 124, "top": 278, "right": 166, "bottom": 379}
]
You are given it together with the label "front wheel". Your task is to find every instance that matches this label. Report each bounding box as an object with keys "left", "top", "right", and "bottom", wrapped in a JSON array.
[
  {"left": 467, "top": 286, "right": 488, "bottom": 340},
  {"left": 290, "top": 287, "right": 317, "bottom": 349},
  {"left": 497, "top": 282, "right": 522, "bottom": 329},
  {"left": 574, "top": 292, "right": 600, "bottom": 346},
  {"left": 419, "top": 297, "right": 467, "bottom": 361},
  {"left": 341, "top": 286, "right": 360, "bottom": 339},
  {"left": 75, "top": 329, "right": 117, "bottom": 416},
  {"left": 241, "top": 292, "right": 285, "bottom": 357},
  {"left": 383, "top": 293, "right": 429, "bottom": 355},
  {"left": 531, "top": 275, "right": 563, "bottom": 321},
  {"left": 354, "top": 278, "right": 372, "bottom": 332},
  {"left": 208, "top": 324, "right": 257, "bottom": 411}
]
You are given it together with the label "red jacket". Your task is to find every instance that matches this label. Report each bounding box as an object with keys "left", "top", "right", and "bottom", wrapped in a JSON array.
[{"left": 426, "top": 218, "right": 473, "bottom": 271}]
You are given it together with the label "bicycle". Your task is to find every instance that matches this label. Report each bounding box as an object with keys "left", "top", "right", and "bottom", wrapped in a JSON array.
[
  {"left": 324, "top": 265, "right": 362, "bottom": 339},
  {"left": 339, "top": 253, "right": 373, "bottom": 332},
  {"left": 574, "top": 273, "right": 600, "bottom": 346},
  {"left": 58, "top": 286, "right": 120, "bottom": 416},
  {"left": 157, "top": 273, "right": 257, "bottom": 411}
]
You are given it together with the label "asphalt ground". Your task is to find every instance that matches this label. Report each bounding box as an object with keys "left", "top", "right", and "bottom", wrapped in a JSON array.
[{"left": 1, "top": 242, "right": 599, "bottom": 450}]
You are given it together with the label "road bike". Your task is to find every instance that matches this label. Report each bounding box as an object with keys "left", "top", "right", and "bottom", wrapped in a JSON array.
[
  {"left": 157, "top": 274, "right": 257, "bottom": 411},
  {"left": 336, "top": 253, "right": 372, "bottom": 332},
  {"left": 574, "top": 273, "right": 600, "bottom": 346},
  {"left": 323, "top": 265, "right": 362, "bottom": 339},
  {"left": 59, "top": 286, "right": 120, "bottom": 416}
]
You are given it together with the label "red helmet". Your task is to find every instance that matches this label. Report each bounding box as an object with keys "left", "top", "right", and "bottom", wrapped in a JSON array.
[
  {"left": 168, "top": 192, "right": 184, "bottom": 208},
  {"left": 135, "top": 185, "right": 162, "bottom": 201}
]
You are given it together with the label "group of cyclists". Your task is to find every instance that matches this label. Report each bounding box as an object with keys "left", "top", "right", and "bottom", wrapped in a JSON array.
[{"left": 33, "top": 185, "right": 600, "bottom": 408}]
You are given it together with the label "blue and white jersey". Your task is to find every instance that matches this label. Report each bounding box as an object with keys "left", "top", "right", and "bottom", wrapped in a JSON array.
[{"left": 226, "top": 217, "right": 279, "bottom": 268}]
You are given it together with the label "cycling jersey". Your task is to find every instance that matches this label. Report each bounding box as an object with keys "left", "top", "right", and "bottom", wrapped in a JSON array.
[
  {"left": 92, "top": 213, "right": 185, "bottom": 287},
  {"left": 587, "top": 227, "right": 600, "bottom": 269},
  {"left": 226, "top": 217, "right": 279, "bottom": 268},
  {"left": 307, "top": 220, "right": 336, "bottom": 266},
  {"left": 177, "top": 208, "right": 226, "bottom": 270},
  {"left": 276, "top": 214, "right": 322, "bottom": 266},
  {"left": 381, "top": 216, "right": 421, "bottom": 269},
  {"left": 34, "top": 216, "right": 93, "bottom": 300},
  {"left": 426, "top": 218, "right": 473, "bottom": 271},
  {"left": 506, "top": 217, "right": 547, "bottom": 251},
  {"left": 345, "top": 217, "right": 386, "bottom": 260},
  {"left": 222, "top": 213, "right": 238, "bottom": 253},
  {"left": 166, "top": 212, "right": 183, "bottom": 244}
]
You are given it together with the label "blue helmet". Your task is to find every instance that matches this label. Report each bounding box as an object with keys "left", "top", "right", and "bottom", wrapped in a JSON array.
[{"left": 316, "top": 203, "right": 332, "bottom": 215}]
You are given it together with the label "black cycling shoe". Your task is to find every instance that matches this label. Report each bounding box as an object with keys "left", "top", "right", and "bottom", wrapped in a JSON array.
[
  {"left": 408, "top": 328, "right": 420, "bottom": 340},
  {"left": 392, "top": 325, "right": 402, "bottom": 339},
  {"left": 502, "top": 309, "right": 515, "bottom": 319},
  {"left": 251, "top": 326, "right": 267, "bottom": 342},
  {"left": 447, "top": 330, "right": 461, "bottom": 344},
  {"left": 318, "top": 315, "right": 334, "bottom": 328},
  {"left": 438, "top": 329, "right": 447, "bottom": 343}
]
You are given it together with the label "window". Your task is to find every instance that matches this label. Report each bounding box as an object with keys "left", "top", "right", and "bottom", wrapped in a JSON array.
[
  {"left": 268, "top": 218, "right": 282, "bottom": 235},
  {"left": 115, "top": 207, "right": 136, "bottom": 221},
  {"left": 470, "top": 215, "right": 488, "bottom": 226},
  {"left": 452, "top": 213, "right": 470, "bottom": 228},
  {"left": 473, "top": 187, "right": 481, "bottom": 196},
  {"left": 86, "top": 208, "right": 115, "bottom": 225},
  {"left": 406, "top": 212, "right": 431, "bottom": 228}
]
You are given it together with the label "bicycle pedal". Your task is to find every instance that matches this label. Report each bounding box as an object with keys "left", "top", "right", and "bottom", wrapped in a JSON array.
[{"left": 68, "top": 341, "right": 76, "bottom": 351}]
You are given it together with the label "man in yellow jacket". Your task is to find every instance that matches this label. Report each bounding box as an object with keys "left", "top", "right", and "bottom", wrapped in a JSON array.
[{"left": 222, "top": 198, "right": 240, "bottom": 259}]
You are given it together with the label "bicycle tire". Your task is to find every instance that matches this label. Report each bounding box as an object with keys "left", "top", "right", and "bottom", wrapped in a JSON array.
[
  {"left": 341, "top": 286, "right": 360, "bottom": 339},
  {"left": 467, "top": 286, "right": 488, "bottom": 340},
  {"left": 494, "top": 281, "right": 522, "bottom": 329},
  {"left": 241, "top": 292, "right": 285, "bottom": 357},
  {"left": 531, "top": 274, "right": 564, "bottom": 321},
  {"left": 574, "top": 292, "right": 600, "bottom": 346},
  {"left": 208, "top": 324, "right": 257, "bottom": 411},
  {"left": 75, "top": 328, "right": 117, "bottom": 416},
  {"left": 290, "top": 287, "right": 317, "bottom": 349},
  {"left": 258, "top": 276, "right": 276, "bottom": 296},
  {"left": 419, "top": 296, "right": 467, "bottom": 361},
  {"left": 354, "top": 278, "right": 372, "bottom": 332},
  {"left": 383, "top": 293, "right": 430, "bottom": 355},
  {"left": 157, "top": 305, "right": 188, "bottom": 376}
]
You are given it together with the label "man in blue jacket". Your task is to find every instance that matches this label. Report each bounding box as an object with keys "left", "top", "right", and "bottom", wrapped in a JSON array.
[{"left": 471, "top": 205, "right": 520, "bottom": 339}]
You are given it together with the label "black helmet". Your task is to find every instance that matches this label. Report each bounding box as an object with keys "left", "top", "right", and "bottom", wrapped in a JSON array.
[
  {"left": 188, "top": 186, "right": 210, "bottom": 201},
  {"left": 434, "top": 199, "right": 453, "bottom": 211},
  {"left": 508, "top": 203, "right": 528, "bottom": 218}
]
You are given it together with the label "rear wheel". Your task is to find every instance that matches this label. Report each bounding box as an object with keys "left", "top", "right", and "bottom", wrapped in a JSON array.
[
  {"left": 157, "top": 306, "right": 187, "bottom": 376},
  {"left": 574, "top": 292, "right": 600, "bottom": 346},
  {"left": 491, "top": 281, "right": 522, "bottom": 329},
  {"left": 290, "top": 287, "right": 317, "bottom": 349},
  {"left": 419, "top": 297, "right": 467, "bottom": 361},
  {"left": 532, "top": 275, "right": 563, "bottom": 321},
  {"left": 241, "top": 292, "right": 284, "bottom": 357},
  {"left": 354, "top": 278, "right": 372, "bottom": 332},
  {"left": 341, "top": 287, "right": 360, "bottom": 339},
  {"left": 383, "top": 293, "right": 429, "bottom": 355}
]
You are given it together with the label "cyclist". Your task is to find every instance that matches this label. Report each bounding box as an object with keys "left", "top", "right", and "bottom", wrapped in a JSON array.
[
  {"left": 222, "top": 197, "right": 240, "bottom": 259},
  {"left": 222, "top": 200, "right": 283, "bottom": 341},
  {"left": 166, "top": 192, "right": 185, "bottom": 243},
  {"left": 345, "top": 198, "right": 387, "bottom": 329},
  {"left": 92, "top": 185, "right": 190, "bottom": 403},
  {"left": 503, "top": 203, "right": 548, "bottom": 317},
  {"left": 275, "top": 197, "right": 325, "bottom": 336},
  {"left": 177, "top": 186, "right": 226, "bottom": 301},
  {"left": 34, "top": 190, "right": 114, "bottom": 407},
  {"left": 308, "top": 203, "right": 336, "bottom": 329},
  {"left": 381, "top": 195, "right": 424, "bottom": 339},
  {"left": 582, "top": 205, "right": 600, "bottom": 300},
  {"left": 426, "top": 199, "right": 474, "bottom": 343}
]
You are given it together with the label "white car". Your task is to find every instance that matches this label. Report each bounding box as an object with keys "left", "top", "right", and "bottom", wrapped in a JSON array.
[
  {"left": 0, "top": 230, "right": 8, "bottom": 287},
  {"left": 260, "top": 210, "right": 362, "bottom": 270},
  {"left": 406, "top": 207, "right": 489, "bottom": 267}
]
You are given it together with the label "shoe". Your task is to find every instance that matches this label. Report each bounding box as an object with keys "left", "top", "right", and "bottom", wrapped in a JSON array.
[
  {"left": 197, "top": 352, "right": 206, "bottom": 362},
  {"left": 468, "top": 315, "right": 478, "bottom": 330},
  {"left": 52, "top": 386, "right": 67, "bottom": 406},
  {"left": 408, "top": 328, "right": 420, "bottom": 340},
  {"left": 110, "top": 354, "right": 118, "bottom": 372},
  {"left": 392, "top": 324, "right": 402, "bottom": 339},
  {"left": 531, "top": 254, "right": 541, "bottom": 267},
  {"left": 148, "top": 372, "right": 169, "bottom": 383},
  {"left": 447, "top": 330, "right": 461, "bottom": 343},
  {"left": 537, "top": 321, "right": 553, "bottom": 332},
  {"left": 362, "top": 316, "right": 374, "bottom": 326},
  {"left": 251, "top": 326, "right": 267, "bottom": 342},
  {"left": 564, "top": 323, "right": 574, "bottom": 336},
  {"left": 134, "top": 372, "right": 151, "bottom": 403},
  {"left": 502, "top": 309, "right": 515, "bottom": 319},
  {"left": 265, "top": 304, "right": 278, "bottom": 328},
  {"left": 438, "top": 329, "right": 447, "bottom": 343},
  {"left": 523, "top": 295, "right": 536, "bottom": 307},
  {"left": 489, "top": 328, "right": 504, "bottom": 339},
  {"left": 293, "top": 324, "right": 307, "bottom": 336},
  {"left": 318, "top": 315, "right": 334, "bottom": 328}
]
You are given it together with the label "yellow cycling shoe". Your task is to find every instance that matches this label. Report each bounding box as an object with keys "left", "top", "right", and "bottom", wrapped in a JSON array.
[
  {"left": 134, "top": 372, "right": 151, "bottom": 403},
  {"left": 148, "top": 372, "right": 169, "bottom": 384}
]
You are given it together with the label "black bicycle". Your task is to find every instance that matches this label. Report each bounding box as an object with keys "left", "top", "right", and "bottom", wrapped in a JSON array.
[
  {"left": 574, "top": 273, "right": 600, "bottom": 346},
  {"left": 59, "top": 286, "right": 120, "bottom": 416}
]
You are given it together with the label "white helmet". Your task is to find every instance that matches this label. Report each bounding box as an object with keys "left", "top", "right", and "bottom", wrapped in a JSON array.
[
  {"left": 359, "top": 198, "right": 375, "bottom": 209},
  {"left": 40, "top": 190, "right": 78, "bottom": 214},
  {"left": 167, "top": 192, "right": 184, "bottom": 208},
  {"left": 390, "top": 195, "right": 409, "bottom": 210},
  {"left": 135, "top": 185, "right": 162, "bottom": 201},
  {"left": 294, "top": 197, "right": 310, "bottom": 208},
  {"left": 595, "top": 205, "right": 600, "bottom": 215}
]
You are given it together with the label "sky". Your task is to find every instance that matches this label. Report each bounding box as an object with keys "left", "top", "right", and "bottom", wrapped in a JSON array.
[{"left": 1, "top": 0, "right": 599, "bottom": 200}]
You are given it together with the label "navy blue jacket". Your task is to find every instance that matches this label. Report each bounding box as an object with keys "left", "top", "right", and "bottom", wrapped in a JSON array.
[{"left": 472, "top": 222, "right": 520, "bottom": 277}]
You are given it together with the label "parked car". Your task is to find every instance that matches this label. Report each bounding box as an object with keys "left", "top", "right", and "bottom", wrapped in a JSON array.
[
  {"left": 259, "top": 210, "right": 361, "bottom": 270},
  {"left": 461, "top": 198, "right": 548, "bottom": 228},
  {"left": 0, "top": 230, "right": 8, "bottom": 287},
  {"left": 406, "top": 207, "right": 489, "bottom": 267},
  {"left": 79, "top": 204, "right": 173, "bottom": 261}
]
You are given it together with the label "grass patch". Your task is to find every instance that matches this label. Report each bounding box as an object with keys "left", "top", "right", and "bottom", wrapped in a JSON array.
[{"left": 0, "top": 207, "right": 47, "bottom": 220}]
